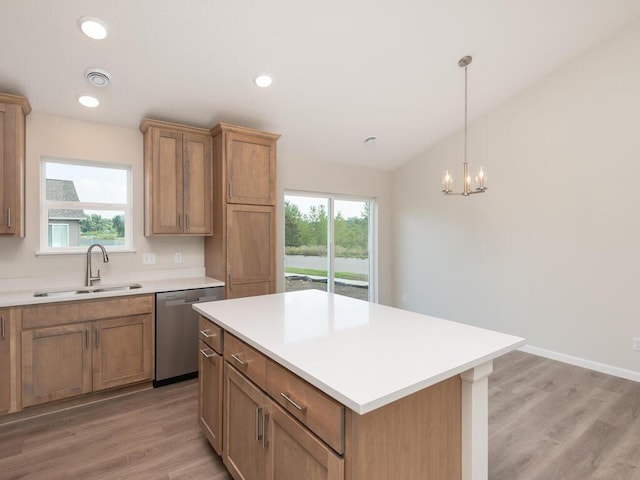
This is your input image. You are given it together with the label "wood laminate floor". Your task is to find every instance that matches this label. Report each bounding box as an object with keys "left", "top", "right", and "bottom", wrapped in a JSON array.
[{"left": 0, "top": 351, "right": 638, "bottom": 479}]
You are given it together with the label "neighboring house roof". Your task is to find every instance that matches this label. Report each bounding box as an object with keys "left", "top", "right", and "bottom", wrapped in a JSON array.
[{"left": 46, "top": 179, "right": 86, "bottom": 220}]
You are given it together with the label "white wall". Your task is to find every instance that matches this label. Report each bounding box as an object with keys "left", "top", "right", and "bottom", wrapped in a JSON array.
[
  {"left": 278, "top": 155, "right": 392, "bottom": 306},
  {"left": 0, "top": 113, "right": 393, "bottom": 305},
  {"left": 0, "top": 113, "right": 204, "bottom": 284},
  {"left": 391, "top": 21, "right": 640, "bottom": 374}
]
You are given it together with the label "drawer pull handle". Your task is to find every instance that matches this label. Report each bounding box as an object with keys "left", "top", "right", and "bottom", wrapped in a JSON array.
[
  {"left": 281, "top": 392, "right": 307, "bottom": 412},
  {"left": 200, "top": 348, "right": 216, "bottom": 359},
  {"left": 231, "top": 353, "right": 246, "bottom": 366},
  {"left": 200, "top": 330, "right": 217, "bottom": 339},
  {"left": 1, "top": 316, "right": 4, "bottom": 340}
]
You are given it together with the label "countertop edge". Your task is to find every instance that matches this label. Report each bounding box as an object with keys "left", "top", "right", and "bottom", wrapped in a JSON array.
[{"left": 194, "top": 302, "right": 525, "bottom": 415}]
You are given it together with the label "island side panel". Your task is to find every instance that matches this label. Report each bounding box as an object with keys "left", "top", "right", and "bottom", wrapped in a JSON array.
[{"left": 344, "top": 375, "right": 461, "bottom": 480}]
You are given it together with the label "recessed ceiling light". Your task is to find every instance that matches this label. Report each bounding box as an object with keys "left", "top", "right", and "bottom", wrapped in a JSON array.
[
  {"left": 254, "top": 74, "right": 273, "bottom": 88},
  {"left": 78, "top": 16, "right": 109, "bottom": 40},
  {"left": 78, "top": 95, "right": 100, "bottom": 108}
]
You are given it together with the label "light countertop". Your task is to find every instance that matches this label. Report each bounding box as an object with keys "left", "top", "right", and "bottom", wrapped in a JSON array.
[
  {"left": 194, "top": 289, "right": 525, "bottom": 415},
  {"left": 0, "top": 275, "right": 224, "bottom": 307}
]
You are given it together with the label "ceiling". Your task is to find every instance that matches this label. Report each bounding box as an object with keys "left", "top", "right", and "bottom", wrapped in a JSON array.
[{"left": 2, "top": 0, "right": 640, "bottom": 171}]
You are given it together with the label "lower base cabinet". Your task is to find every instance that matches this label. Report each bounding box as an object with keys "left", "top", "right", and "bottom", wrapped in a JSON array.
[
  {"left": 199, "top": 339, "right": 223, "bottom": 454},
  {"left": 201, "top": 325, "right": 460, "bottom": 480},
  {"left": 223, "top": 363, "right": 343, "bottom": 480},
  {"left": 0, "top": 309, "right": 13, "bottom": 414},
  {"left": 21, "top": 322, "right": 93, "bottom": 406},
  {"left": 21, "top": 295, "right": 153, "bottom": 408}
]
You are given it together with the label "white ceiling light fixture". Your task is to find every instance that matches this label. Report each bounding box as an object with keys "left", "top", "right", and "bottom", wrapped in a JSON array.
[
  {"left": 78, "top": 16, "right": 109, "bottom": 40},
  {"left": 78, "top": 95, "right": 100, "bottom": 108},
  {"left": 85, "top": 68, "right": 111, "bottom": 88},
  {"left": 442, "top": 55, "right": 487, "bottom": 196},
  {"left": 254, "top": 74, "right": 273, "bottom": 88}
]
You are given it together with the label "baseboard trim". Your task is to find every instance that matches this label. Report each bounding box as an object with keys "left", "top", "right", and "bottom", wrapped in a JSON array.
[{"left": 519, "top": 345, "right": 640, "bottom": 383}]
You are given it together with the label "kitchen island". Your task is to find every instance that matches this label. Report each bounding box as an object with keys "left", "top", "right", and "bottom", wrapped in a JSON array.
[{"left": 195, "top": 290, "right": 524, "bottom": 480}]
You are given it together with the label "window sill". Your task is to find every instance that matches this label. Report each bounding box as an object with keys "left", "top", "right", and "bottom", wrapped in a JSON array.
[{"left": 35, "top": 248, "right": 137, "bottom": 256}]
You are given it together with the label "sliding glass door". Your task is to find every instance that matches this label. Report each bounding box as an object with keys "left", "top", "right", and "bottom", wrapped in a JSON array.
[{"left": 284, "top": 193, "right": 375, "bottom": 301}]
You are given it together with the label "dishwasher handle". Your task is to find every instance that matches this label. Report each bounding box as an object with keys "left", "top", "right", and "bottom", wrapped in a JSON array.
[{"left": 163, "top": 295, "right": 222, "bottom": 308}]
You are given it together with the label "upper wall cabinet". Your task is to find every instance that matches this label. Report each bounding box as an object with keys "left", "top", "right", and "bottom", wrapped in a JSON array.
[
  {"left": 140, "top": 119, "right": 213, "bottom": 236},
  {"left": 213, "top": 124, "right": 278, "bottom": 206},
  {"left": 0, "top": 93, "right": 31, "bottom": 237}
]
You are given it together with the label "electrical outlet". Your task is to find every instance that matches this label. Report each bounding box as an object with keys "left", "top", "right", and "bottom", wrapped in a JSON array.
[
  {"left": 143, "top": 253, "right": 156, "bottom": 265},
  {"left": 633, "top": 337, "right": 640, "bottom": 352},
  {"left": 174, "top": 252, "right": 183, "bottom": 264}
]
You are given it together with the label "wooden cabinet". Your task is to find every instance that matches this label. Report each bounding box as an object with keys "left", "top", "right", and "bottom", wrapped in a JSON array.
[
  {"left": 267, "top": 401, "right": 344, "bottom": 480},
  {"left": 0, "top": 93, "right": 30, "bottom": 237},
  {"left": 140, "top": 119, "right": 212, "bottom": 236},
  {"left": 223, "top": 362, "right": 343, "bottom": 480},
  {"left": 199, "top": 316, "right": 224, "bottom": 455},
  {"left": 205, "top": 124, "right": 280, "bottom": 299},
  {"left": 226, "top": 204, "right": 275, "bottom": 299},
  {"left": 93, "top": 315, "right": 152, "bottom": 391},
  {"left": 21, "top": 295, "right": 153, "bottom": 407},
  {"left": 225, "top": 128, "right": 277, "bottom": 206},
  {"left": 204, "top": 316, "right": 461, "bottom": 480},
  {"left": 0, "top": 309, "right": 12, "bottom": 413},
  {"left": 21, "top": 322, "right": 93, "bottom": 406},
  {"left": 224, "top": 363, "right": 269, "bottom": 480}
]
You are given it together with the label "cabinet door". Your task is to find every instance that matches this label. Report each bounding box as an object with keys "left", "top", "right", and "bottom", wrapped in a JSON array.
[
  {"left": 93, "top": 314, "right": 152, "bottom": 391},
  {"left": 226, "top": 204, "right": 275, "bottom": 299},
  {"left": 183, "top": 132, "right": 212, "bottom": 234},
  {"left": 224, "top": 363, "right": 268, "bottom": 480},
  {"left": 21, "top": 323, "right": 92, "bottom": 407},
  {"left": 0, "top": 309, "right": 10, "bottom": 413},
  {"left": 150, "top": 128, "right": 184, "bottom": 234},
  {"left": 226, "top": 132, "right": 276, "bottom": 206},
  {"left": 0, "top": 102, "right": 25, "bottom": 236},
  {"left": 199, "top": 340, "right": 223, "bottom": 454},
  {"left": 266, "top": 401, "right": 344, "bottom": 480}
]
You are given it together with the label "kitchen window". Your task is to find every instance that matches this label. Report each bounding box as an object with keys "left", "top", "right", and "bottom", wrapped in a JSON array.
[
  {"left": 284, "top": 192, "right": 377, "bottom": 302},
  {"left": 39, "top": 158, "right": 133, "bottom": 253}
]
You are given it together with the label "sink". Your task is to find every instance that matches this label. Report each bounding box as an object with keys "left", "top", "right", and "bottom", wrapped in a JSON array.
[{"left": 33, "top": 282, "right": 142, "bottom": 297}]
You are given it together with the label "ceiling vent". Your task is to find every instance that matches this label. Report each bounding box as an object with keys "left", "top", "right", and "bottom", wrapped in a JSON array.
[{"left": 85, "top": 68, "right": 111, "bottom": 88}]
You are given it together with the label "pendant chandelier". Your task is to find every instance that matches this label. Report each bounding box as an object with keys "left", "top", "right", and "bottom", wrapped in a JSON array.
[{"left": 442, "top": 55, "right": 487, "bottom": 196}]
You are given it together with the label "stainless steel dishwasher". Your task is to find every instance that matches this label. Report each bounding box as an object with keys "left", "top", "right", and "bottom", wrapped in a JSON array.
[{"left": 154, "top": 287, "right": 224, "bottom": 387}]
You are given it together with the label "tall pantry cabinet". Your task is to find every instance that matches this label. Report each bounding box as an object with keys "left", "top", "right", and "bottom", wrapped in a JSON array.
[{"left": 205, "top": 124, "right": 280, "bottom": 300}]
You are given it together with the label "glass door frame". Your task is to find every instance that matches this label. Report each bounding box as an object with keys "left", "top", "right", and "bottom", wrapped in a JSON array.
[{"left": 284, "top": 190, "right": 378, "bottom": 303}]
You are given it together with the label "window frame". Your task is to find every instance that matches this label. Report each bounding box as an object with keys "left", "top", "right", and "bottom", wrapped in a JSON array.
[
  {"left": 284, "top": 190, "right": 378, "bottom": 303},
  {"left": 39, "top": 157, "right": 134, "bottom": 255}
]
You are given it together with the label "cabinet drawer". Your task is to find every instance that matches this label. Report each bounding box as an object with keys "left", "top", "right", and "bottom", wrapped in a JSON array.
[
  {"left": 198, "top": 316, "right": 222, "bottom": 353},
  {"left": 224, "top": 334, "right": 266, "bottom": 390},
  {"left": 266, "top": 360, "right": 345, "bottom": 454},
  {"left": 22, "top": 295, "right": 154, "bottom": 329}
]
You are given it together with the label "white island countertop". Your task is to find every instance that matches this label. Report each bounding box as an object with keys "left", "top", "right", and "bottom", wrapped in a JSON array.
[{"left": 194, "top": 289, "right": 525, "bottom": 415}]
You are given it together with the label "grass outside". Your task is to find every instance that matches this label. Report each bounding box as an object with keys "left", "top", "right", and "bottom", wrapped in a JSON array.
[{"left": 285, "top": 267, "right": 367, "bottom": 282}]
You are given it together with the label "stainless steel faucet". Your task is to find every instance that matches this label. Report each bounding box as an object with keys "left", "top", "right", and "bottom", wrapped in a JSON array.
[{"left": 86, "top": 244, "right": 109, "bottom": 286}]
